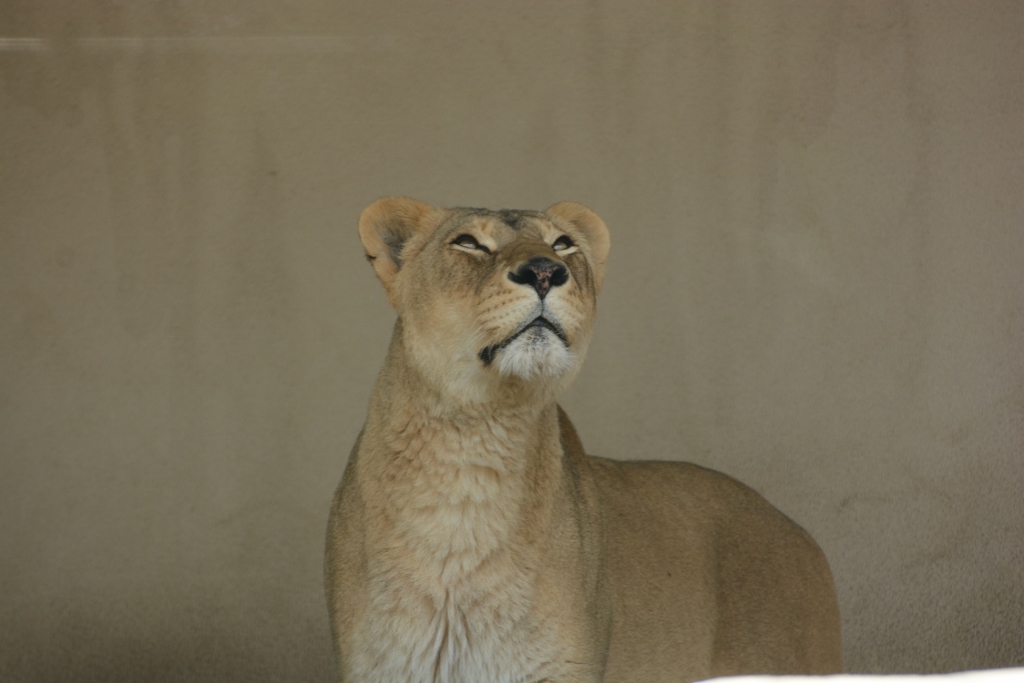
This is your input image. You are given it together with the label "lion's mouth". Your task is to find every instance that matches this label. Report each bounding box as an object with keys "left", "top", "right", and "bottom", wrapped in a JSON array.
[{"left": 478, "top": 316, "right": 568, "bottom": 366}]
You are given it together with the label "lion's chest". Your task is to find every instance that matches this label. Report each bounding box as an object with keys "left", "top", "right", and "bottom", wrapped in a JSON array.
[
  {"left": 355, "top": 502, "right": 560, "bottom": 683},
  {"left": 353, "top": 432, "right": 562, "bottom": 683},
  {"left": 356, "top": 578, "right": 552, "bottom": 683}
]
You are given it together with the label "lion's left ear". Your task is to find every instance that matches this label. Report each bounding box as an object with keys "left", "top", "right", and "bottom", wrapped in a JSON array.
[{"left": 545, "top": 202, "right": 611, "bottom": 293}]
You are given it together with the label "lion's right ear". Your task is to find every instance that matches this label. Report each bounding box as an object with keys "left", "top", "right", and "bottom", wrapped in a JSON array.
[{"left": 358, "top": 197, "right": 439, "bottom": 296}]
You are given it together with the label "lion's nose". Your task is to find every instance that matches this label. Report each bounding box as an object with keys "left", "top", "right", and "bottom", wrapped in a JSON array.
[{"left": 508, "top": 257, "right": 569, "bottom": 300}]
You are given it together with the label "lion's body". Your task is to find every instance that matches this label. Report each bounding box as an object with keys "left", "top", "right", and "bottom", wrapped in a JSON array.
[
  {"left": 590, "top": 455, "right": 841, "bottom": 680},
  {"left": 325, "top": 198, "right": 842, "bottom": 682}
]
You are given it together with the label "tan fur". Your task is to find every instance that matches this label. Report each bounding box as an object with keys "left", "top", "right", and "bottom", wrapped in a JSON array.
[{"left": 325, "top": 198, "right": 842, "bottom": 682}]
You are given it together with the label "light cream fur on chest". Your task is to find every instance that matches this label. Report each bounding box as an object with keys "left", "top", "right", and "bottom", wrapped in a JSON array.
[
  {"left": 325, "top": 198, "right": 842, "bottom": 683},
  {"left": 350, "top": 409, "right": 582, "bottom": 683}
]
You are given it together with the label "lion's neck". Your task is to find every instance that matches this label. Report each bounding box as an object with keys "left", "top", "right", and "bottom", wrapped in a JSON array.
[{"left": 360, "top": 346, "right": 562, "bottom": 570}]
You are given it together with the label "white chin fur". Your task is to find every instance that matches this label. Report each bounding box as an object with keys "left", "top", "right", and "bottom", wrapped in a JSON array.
[{"left": 495, "top": 329, "right": 576, "bottom": 380}]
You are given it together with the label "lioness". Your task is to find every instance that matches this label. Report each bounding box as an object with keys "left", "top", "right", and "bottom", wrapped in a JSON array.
[{"left": 325, "top": 198, "right": 842, "bottom": 683}]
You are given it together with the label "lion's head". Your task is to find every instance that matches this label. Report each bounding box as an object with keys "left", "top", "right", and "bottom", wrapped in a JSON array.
[{"left": 358, "top": 197, "right": 610, "bottom": 402}]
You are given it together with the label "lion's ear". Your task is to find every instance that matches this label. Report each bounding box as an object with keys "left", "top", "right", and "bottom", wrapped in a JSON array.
[
  {"left": 358, "top": 197, "right": 439, "bottom": 297},
  {"left": 545, "top": 202, "right": 611, "bottom": 293}
]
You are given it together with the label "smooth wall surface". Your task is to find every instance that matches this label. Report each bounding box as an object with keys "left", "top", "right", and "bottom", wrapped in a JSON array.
[{"left": 2, "top": 1, "right": 1022, "bottom": 680}]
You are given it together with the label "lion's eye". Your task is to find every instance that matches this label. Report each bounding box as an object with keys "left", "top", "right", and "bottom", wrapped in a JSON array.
[
  {"left": 552, "top": 235, "right": 575, "bottom": 252},
  {"left": 452, "top": 234, "right": 489, "bottom": 253}
]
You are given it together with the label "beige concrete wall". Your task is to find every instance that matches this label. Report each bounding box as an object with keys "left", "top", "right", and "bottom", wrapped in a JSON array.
[{"left": 1, "top": 1, "right": 1021, "bottom": 679}]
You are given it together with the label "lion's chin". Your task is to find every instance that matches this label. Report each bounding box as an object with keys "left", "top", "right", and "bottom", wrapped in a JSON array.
[{"left": 490, "top": 328, "right": 577, "bottom": 381}]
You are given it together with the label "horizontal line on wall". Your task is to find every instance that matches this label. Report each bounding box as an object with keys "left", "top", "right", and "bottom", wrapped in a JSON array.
[{"left": 0, "top": 35, "right": 399, "bottom": 54}]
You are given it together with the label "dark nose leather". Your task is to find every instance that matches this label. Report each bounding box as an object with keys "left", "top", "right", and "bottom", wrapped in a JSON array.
[{"left": 508, "top": 257, "right": 569, "bottom": 299}]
